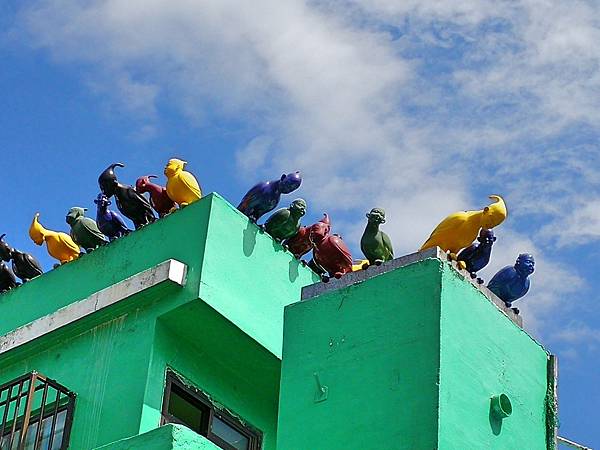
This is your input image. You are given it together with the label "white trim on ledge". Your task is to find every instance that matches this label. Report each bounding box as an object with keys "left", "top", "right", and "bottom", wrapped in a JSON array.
[
  {"left": 0, "top": 259, "right": 187, "bottom": 355},
  {"left": 557, "top": 436, "right": 593, "bottom": 450}
]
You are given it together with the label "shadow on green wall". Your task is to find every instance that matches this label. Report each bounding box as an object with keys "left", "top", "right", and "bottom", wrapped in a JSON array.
[
  {"left": 243, "top": 222, "right": 258, "bottom": 256},
  {"left": 489, "top": 406, "right": 503, "bottom": 435}
]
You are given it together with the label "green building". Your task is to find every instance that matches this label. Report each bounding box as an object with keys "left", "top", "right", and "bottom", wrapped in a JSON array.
[{"left": 0, "top": 193, "right": 574, "bottom": 449}]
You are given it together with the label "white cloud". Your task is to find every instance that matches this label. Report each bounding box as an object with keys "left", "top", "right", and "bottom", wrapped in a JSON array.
[
  {"left": 555, "top": 321, "right": 600, "bottom": 344},
  {"left": 541, "top": 198, "right": 600, "bottom": 247},
  {"left": 553, "top": 321, "right": 600, "bottom": 357},
  {"left": 13, "top": 0, "right": 600, "bottom": 341},
  {"left": 235, "top": 135, "right": 274, "bottom": 176}
]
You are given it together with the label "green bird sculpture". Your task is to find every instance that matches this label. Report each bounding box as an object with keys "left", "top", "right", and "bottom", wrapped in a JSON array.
[
  {"left": 66, "top": 207, "right": 108, "bottom": 252},
  {"left": 360, "top": 207, "right": 394, "bottom": 268},
  {"left": 264, "top": 199, "right": 307, "bottom": 243}
]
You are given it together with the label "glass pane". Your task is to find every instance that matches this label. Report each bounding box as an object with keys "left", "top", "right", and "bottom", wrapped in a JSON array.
[
  {"left": 211, "top": 416, "right": 249, "bottom": 450},
  {"left": 167, "top": 390, "right": 203, "bottom": 431},
  {"left": 1, "top": 410, "right": 66, "bottom": 450},
  {"left": 0, "top": 429, "right": 20, "bottom": 450},
  {"left": 33, "top": 410, "right": 66, "bottom": 450}
]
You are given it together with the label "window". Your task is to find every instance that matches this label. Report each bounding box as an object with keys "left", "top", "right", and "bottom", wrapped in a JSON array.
[
  {"left": 0, "top": 372, "right": 76, "bottom": 450},
  {"left": 161, "top": 371, "right": 261, "bottom": 450}
]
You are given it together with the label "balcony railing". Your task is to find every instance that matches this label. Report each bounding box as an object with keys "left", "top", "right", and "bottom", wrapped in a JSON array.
[{"left": 0, "top": 372, "right": 76, "bottom": 450}]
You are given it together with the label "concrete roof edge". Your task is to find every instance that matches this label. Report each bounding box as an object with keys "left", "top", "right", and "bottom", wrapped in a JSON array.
[
  {"left": 300, "top": 247, "right": 445, "bottom": 301},
  {"left": 300, "top": 247, "right": 531, "bottom": 333}
]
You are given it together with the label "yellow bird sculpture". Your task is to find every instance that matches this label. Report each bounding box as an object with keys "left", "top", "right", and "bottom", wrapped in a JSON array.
[
  {"left": 352, "top": 259, "right": 370, "bottom": 272},
  {"left": 29, "top": 213, "right": 80, "bottom": 264},
  {"left": 420, "top": 195, "right": 507, "bottom": 263},
  {"left": 164, "top": 159, "right": 202, "bottom": 207}
]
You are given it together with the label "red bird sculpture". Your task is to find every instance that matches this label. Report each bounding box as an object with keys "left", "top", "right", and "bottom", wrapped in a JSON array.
[
  {"left": 310, "top": 217, "right": 353, "bottom": 281},
  {"left": 285, "top": 214, "right": 331, "bottom": 258},
  {"left": 136, "top": 175, "right": 176, "bottom": 218}
]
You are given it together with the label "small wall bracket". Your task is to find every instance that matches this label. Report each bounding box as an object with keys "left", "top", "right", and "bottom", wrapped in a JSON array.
[{"left": 313, "top": 372, "right": 328, "bottom": 403}]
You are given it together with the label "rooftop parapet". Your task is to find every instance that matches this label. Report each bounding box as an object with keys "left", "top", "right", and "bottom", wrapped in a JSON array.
[{"left": 302, "top": 246, "right": 523, "bottom": 327}]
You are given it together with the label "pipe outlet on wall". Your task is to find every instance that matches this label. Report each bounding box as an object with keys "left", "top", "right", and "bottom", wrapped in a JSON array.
[{"left": 490, "top": 393, "right": 512, "bottom": 419}]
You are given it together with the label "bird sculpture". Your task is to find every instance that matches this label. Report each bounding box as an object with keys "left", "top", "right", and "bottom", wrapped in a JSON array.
[
  {"left": 238, "top": 172, "right": 302, "bottom": 223},
  {"left": 457, "top": 228, "right": 496, "bottom": 283},
  {"left": 0, "top": 263, "right": 18, "bottom": 293},
  {"left": 0, "top": 234, "right": 43, "bottom": 282},
  {"left": 487, "top": 253, "right": 535, "bottom": 314},
  {"left": 94, "top": 193, "right": 131, "bottom": 241},
  {"left": 264, "top": 199, "right": 307, "bottom": 243},
  {"left": 307, "top": 258, "right": 327, "bottom": 277},
  {"left": 136, "top": 175, "right": 176, "bottom": 217},
  {"left": 29, "top": 213, "right": 80, "bottom": 264},
  {"left": 284, "top": 213, "right": 331, "bottom": 259},
  {"left": 352, "top": 259, "right": 370, "bottom": 272},
  {"left": 311, "top": 219, "right": 353, "bottom": 282},
  {"left": 164, "top": 159, "right": 202, "bottom": 207},
  {"left": 360, "top": 207, "right": 393, "bottom": 268},
  {"left": 420, "top": 195, "right": 507, "bottom": 267},
  {"left": 66, "top": 207, "right": 108, "bottom": 252},
  {"left": 98, "top": 163, "right": 156, "bottom": 229}
]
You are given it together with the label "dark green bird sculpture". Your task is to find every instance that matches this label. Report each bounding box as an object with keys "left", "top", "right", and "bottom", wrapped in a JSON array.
[
  {"left": 264, "top": 199, "right": 307, "bottom": 243},
  {"left": 360, "top": 207, "right": 394, "bottom": 267},
  {"left": 66, "top": 207, "right": 108, "bottom": 252}
]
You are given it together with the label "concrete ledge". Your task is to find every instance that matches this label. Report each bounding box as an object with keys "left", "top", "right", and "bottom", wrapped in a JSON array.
[
  {"left": 0, "top": 259, "right": 187, "bottom": 355},
  {"left": 301, "top": 247, "right": 523, "bottom": 328},
  {"left": 94, "top": 424, "right": 220, "bottom": 450},
  {"left": 301, "top": 247, "right": 443, "bottom": 300}
]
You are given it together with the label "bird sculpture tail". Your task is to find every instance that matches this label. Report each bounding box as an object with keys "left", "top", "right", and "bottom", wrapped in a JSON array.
[{"left": 484, "top": 195, "right": 507, "bottom": 229}]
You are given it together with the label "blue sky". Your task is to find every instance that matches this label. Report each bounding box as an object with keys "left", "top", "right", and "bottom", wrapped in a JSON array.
[{"left": 1, "top": 0, "right": 599, "bottom": 446}]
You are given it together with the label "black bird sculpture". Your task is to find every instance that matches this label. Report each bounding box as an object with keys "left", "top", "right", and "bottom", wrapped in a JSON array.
[
  {"left": 0, "top": 262, "right": 18, "bottom": 293},
  {"left": 0, "top": 234, "right": 43, "bottom": 282},
  {"left": 98, "top": 163, "right": 156, "bottom": 230},
  {"left": 457, "top": 228, "right": 496, "bottom": 284}
]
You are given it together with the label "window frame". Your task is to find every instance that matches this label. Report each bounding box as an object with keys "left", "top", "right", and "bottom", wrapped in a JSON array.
[
  {"left": 0, "top": 372, "right": 76, "bottom": 450},
  {"left": 1, "top": 405, "right": 71, "bottom": 450},
  {"left": 161, "top": 371, "right": 262, "bottom": 450}
]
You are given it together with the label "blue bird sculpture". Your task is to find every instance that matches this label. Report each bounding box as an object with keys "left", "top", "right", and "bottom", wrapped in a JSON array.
[
  {"left": 487, "top": 253, "right": 535, "bottom": 314},
  {"left": 457, "top": 228, "right": 496, "bottom": 284},
  {"left": 238, "top": 172, "right": 302, "bottom": 223},
  {"left": 94, "top": 193, "right": 131, "bottom": 241}
]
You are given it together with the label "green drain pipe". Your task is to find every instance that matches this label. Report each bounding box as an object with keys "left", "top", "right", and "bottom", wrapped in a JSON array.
[{"left": 490, "top": 393, "right": 512, "bottom": 419}]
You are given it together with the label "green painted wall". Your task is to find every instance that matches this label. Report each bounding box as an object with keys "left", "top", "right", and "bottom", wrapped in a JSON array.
[
  {"left": 94, "top": 424, "right": 221, "bottom": 450},
  {"left": 137, "top": 195, "right": 318, "bottom": 449},
  {"left": 140, "top": 310, "right": 281, "bottom": 450},
  {"left": 0, "top": 193, "right": 317, "bottom": 450},
  {"left": 438, "top": 265, "right": 549, "bottom": 449},
  {"left": 0, "top": 306, "right": 158, "bottom": 448},
  {"left": 277, "top": 259, "right": 443, "bottom": 450},
  {"left": 0, "top": 194, "right": 210, "bottom": 337},
  {"left": 0, "top": 192, "right": 212, "bottom": 448},
  {"left": 199, "top": 197, "right": 318, "bottom": 358},
  {"left": 278, "top": 258, "right": 551, "bottom": 450}
]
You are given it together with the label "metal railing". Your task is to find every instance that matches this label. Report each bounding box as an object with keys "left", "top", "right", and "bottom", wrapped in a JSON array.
[{"left": 0, "top": 372, "right": 76, "bottom": 450}]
